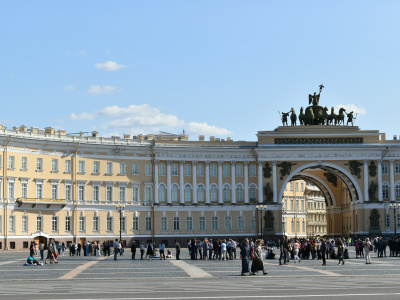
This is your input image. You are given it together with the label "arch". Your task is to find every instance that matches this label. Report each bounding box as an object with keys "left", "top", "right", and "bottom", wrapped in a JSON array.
[
  {"left": 278, "top": 161, "right": 364, "bottom": 205},
  {"left": 382, "top": 181, "right": 390, "bottom": 200}
]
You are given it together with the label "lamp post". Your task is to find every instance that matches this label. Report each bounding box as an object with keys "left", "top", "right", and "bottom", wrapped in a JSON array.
[
  {"left": 115, "top": 204, "right": 125, "bottom": 244},
  {"left": 256, "top": 205, "right": 267, "bottom": 242},
  {"left": 389, "top": 204, "right": 400, "bottom": 237}
]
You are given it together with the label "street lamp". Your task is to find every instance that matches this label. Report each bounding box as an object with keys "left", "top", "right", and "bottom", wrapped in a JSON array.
[
  {"left": 389, "top": 204, "right": 400, "bottom": 237},
  {"left": 256, "top": 205, "right": 267, "bottom": 242},
  {"left": 115, "top": 204, "right": 125, "bottom": 244}
]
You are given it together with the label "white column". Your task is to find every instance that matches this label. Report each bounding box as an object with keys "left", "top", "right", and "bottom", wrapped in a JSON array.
[
  {"left": 390, "top": 160, "right": 395, "bottom": 201},
  {"left": 167, "top": 161, "right": 172, "bottom": 205},
  {"left": 180, "top": 161, "right": 185, "bottom": 205},
  {"left": 364, "top": 160, "right": 369, "bottom": 202},
  {"left": 272, "top": 161, "right": 277, "bottom": 203},
  {"left": 231, "top": 161, "right": 236, "bottom": 205},
  {"left": 154, "top": 160, "right": 159, "bottom": 204},
  {"left": 205, "top": 161, "right": 210, "bottom": 205},
  {"left": 192, "top": 161, "right": 198, "bottom": 205},
  {"left": 244, "top": 161, "right": 249, "bottom": 204},
  {"left": 378, "top": 160, "right": 383, "bottom": 202},
  {"left": 257, "top": 161, "right": 263, "bottom": 203},
  {"left": 218, "top": 161, "right": 223, "bottom": 205}
]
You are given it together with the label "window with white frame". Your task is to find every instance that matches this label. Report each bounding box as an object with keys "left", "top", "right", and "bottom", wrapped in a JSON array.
[
  {"left": 36, "top": 183, "right": 43, "bottom": 199},
  {"left": 132, "top": 185, "right": 139, "bottom": 203},
  {"left": 396, "top": 163, "right": 400, "bottom": 174},
  {"left": 172, "top": 184, "right": 179, "bottom": 203},
  {"left": 199, "top": 216, "right": 206, "bottom": 231},
  {"left": 224, "top": 216, "right": 232, "bottom": 231},
  {"left": 291, "top": 220, "right": 295, "bottom": 232},
  {"left": 290, "top": 199, "right": 294, "bottom": 211},
  {"left": 249, "top": 184, "right": 257, "bottom": 203},
  {"left": 171, "top": 163, "right": 178, "bottom": 175},
  {"left": 210, "top": 184, "right": 218, "bottom": 202},
  {"left": 132, "top": 163, "right": 139, "bottom": 175},
  {"left": 161, "top": 217, "right": 167, "bottom": 231},
  {"left": 236, "top": 164, "right": 243, "bottom": 177},
  {"left": 78, "top": 161, "right": 85, "bottom": 173},
  {"left": 145, "top": 185, "right": 152, "bottom": 203},
  {"left": 93, "top": 216, "right": 99, "bottom": 231},
  {"left": 186, "top": 216, "right": 193, "bottom": 231},
  {"left": 52, "top": 159, "right": 58, "bottom": 172},
  {"left": 121, "top": 217, "right": 126, "bottom": 231},
  {"left": 37, "top": 216, "right": 42, "bottom": 231},
  {"left": 159, "top": 184, "right": 166, "bottom": 202},
  {"left": 184, "top": 164, "right": 191, "bottom": 176},
  {"left": 197, "top": 185, "right": 204, "bottom": 203},
  {"left": 107, "top": 217, "right": 113, "bottom": 231},
  {"left": 223, "top": 164, "right": 230, "bottom": 177},
  {"left": 223, "top": 184, "right": 230, "bottom": 203},
  {"left": 65, "top": 184, "right": 72, "bottom": 201},
  {"left": 184, "top": 184, "right": 191, "bottom": 203},
  {"left": 8, "top": 156, "right": 15, "bottom": 169},
  {"left": 197, "top": 164, "right": 204, "bottom": 176},
  {"left": 382, "top": 162, "right": 389, "bottom": 174},
  {"left": 249, "top": 164, "right": 256, "bottom": 176},
  {"left": 210, "top": 164, "right": 217, "bottom": 176},
  {"left": 93, "top": 161, "right": 100, "bottom": 174},
  {"left": 65, "top": 160, "right": 72, "bottom": 173},
  {"left": 79, "top": 216, "right": 85, "bottom": 231},
  {"left": 106, "top": 185, "right": 113, "bottom": 202},
  {"left": 158, "top": 163, "right": 165, "bottom": 175},
  {"left": 302, "top": 220, "right": 305, "bottom": 232},
  {"left": 132, "top": 217, "right": 139, "bottom": 231},
  {"left": 396, "top": 183, "right": 400, "bottom": 199},
  {"left": 21, "top": 157, "right": 27, "bottom": 171},
  {"left": 9, "top": 215, "right": 15, "bottom": 231},
  {"left": 22, "top": 215, "right": 28, "bottom": 232},
  {"left": 145, "top": 217, "right": 152, "bottom": 231},
  {"left": 290, "top": 182, "right": 294, "bottom": 191},
  {"left": 382, "top": 182, "right": 389, "bottom": 199},
  {"left": 106, "top": 162, "right": 113, "bottom": 174},
  {"left": 51, "top": 183, "right": 58, "bottom": 199},
  {"left": 301, "top": 182, "right": 304, "bottom": 192},
  {"left": 65, "top": 216, "right": 71, "bottom": 231},
  {"left": 173, "top": 216, "right": 180, "bottom": 231},
  {"left": 145, "top": 163, "right": 152, "bottom": 176},
  {"left": 119, "top": 186, "right": 126, "bottom": 202},
  {"left": 238, "top": 216, "right": 245, "bottom": 230},
  {"left": 93, "top": 185, "right": 100, "bottom": 202},
  {"left": 397, "top": 214, "right": 400, "bottom": 227},
  {"left": 251, "top": 216, "right": 256, "bottom": 230},
  {"left": 295, "top": 182, "right": 299, "bottom": 192},
  {"left": 52, "top": 216, "right": 58, "bottom": 231},
  {"left": 236, "top": 185, "right": 243, "bottom": 203},
  {"left": 36, "top": 158, "right": 43, "bottom": 171},
  {"left": 78, "top": 185, "right": 85, "bottom": 201},
  {"left": 21, "top": 182, "right": 28, "bottom": 198},
  {"left": 119, "top": 162, "right": 126, "bottom": 174},
  {"left": 386, "top": 214, "right": 390, "bottom": 227},
  {"left": 211, "top": 216, "right": 219, "bottom": 230}
]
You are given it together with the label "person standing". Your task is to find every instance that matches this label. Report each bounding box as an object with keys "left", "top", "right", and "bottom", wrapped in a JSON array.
[
  {"left": 293, "top": 240, "right": 301, "bottom": 263},
  {"left": 77, "top": 242, "right": 81, "bottom": 256},
  {"left": 251, "top": 239, "right": 268, "bottom": 275},
  {"left": 39, "top": 241, "right": 45, "bottom": 260},
  {"left": 140, "top": 242, "right": 145, "bottom": 260},
  {"left": 175, "top": 240, "right": 181, "bottom": 260},
  {"left": 30, "top": 241, "right": 35, "bottom": 257},
  {"left": 337, "top": 238, "right": 345, "bottom": 265},
  {"left": 145, "top": 241, "right": 153, "bottom": 259},
  {"left": 113, "top": 239, "right": 120, "bottom": 260},
  {"left": 279, "top": 237, "right": 287, "bottom": 265},
  {"left": 364, "top": 238, "right": 372, "bottom": 264},
  {"left": 240, "top": 238, "right": 251, "bottom": 276},
  {"left": 61, "top": 242, "right": 66, "bottom": 256},
  {"left": 208, "top": 239, "right": 213, "bottom": 260},
  {"left": 131, "top": 241, "right": 137, "bottom": 260},
  {"left": 320, "top": 238, "right": 327, "bottom": 266},
  {"left": 159, "top": 242, "right": 166, "bottom": 260}
]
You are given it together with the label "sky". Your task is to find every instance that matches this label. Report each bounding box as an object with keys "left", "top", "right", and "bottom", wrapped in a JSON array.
[{"left": 1, "top": 1, "right": 400, "bottom": 141}]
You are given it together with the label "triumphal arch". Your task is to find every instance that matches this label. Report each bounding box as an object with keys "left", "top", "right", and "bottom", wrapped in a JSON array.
[{"left": 259, "top": 86, "right": 400, "bottom": 237}]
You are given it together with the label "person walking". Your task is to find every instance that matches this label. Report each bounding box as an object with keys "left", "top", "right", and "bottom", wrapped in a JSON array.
[
  {"left": 337, "top": 238, "right": 345, "bottom": 265},
  {"left": 61, "top": 242, "right": 66, "bottom": 256},
  {"left": 240, "top": 238, "right": 251, "bottom": 276},
  {"left": 364, "top": 238, "right": 372, "bottom": 264},
  {"left": 175, "top": 240, "right": 181, "bottom": 260},
  {"left": 131, "top": 241, "right": 137, "bottom": 260},
  {"left": 159, "top": 242, "right": 166, "bottom": 260},
  {"left": 320, "top": 238, "right": 327, "bottom": 266},
  {"left": 113, "top": 239, "right": 120, "bottom": 260},
  {"left": 251, "top": 239, "right": 268, "bottom": 275},
  {"left": 39, "top": 241, "right": 45, "bottom": 260},
  {"left": 279, "top": 237, "right": 287, "bottom": 265},
  {"left": 293, "top": 240, "right": 301, "bottom": 263}
]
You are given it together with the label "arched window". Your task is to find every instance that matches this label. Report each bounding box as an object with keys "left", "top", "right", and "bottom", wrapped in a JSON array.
[
  {"left": 210, "top": 184, "right": 218, "bottom": 203},
  {"left": 382, "top": 182, "right": 389, "bottom": 199},
  {"left": 223, "top": 184, "right": 231, "bottom": 203},
  {"left": 249, "top": 184, "right": 257, "bottom": 203},
  {"left": 184, "top": 184, "right": 191, "bottom": 203},
  {"left": 197, "top": 184, "right": 205, "bottom": 203},
  {"left": 172, "top": 184, "right": 179, "bottom": 203},
  {"left": 159, "top": 184, "right": 166, "bottom": 203},
  {"left": 236, "top": 184, "right": 243, "bottom": 203}
]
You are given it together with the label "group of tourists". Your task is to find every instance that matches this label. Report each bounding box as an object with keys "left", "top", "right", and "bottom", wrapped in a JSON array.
[{"left": 187, "top": 238, "right": 238, "bottom": 260}]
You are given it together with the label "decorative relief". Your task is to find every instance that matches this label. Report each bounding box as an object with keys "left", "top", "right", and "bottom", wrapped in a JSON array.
[
  {"left": 370, "top": 209, "right": 380, "bottom": 230},
  {"left": 368, "top": 181, "right": 378, "bottom": 202},
  {"left": 275, "top": 137, "right": 363, "bottom": 144},
  {"left": 263, "top": 163, "right": 272, "bottom": 178},
  {"left": 324, "top": 172, "right": 338, "bottom": 187},
  {"left": 369, "top": 161, "right": 377, "bottom": 177},
  {"left": 276, "top": 162, "right": 297, "bottom": 180},
  {"left": 344, "top": 160, "right": 363, "bottom": 179},
  {"left": 264, "top": 183, "right": 273, "bottom": 204},
  {"left": 263, "top": 211, "right": 274, "bottom": 230}
]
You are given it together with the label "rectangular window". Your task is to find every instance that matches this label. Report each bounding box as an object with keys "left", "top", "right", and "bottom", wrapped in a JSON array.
[
  {"left": 119, "top": 162, "right": 126, "bottom": 174},
  {"left": 186, "top": 216, "right": 193, "bottom": 231},
  {"left": 132, "top": 217, "right": 139, "bottom": 231},
  {"left": 236, "top": 164, "right": 243, "bottom": 177},
  {"left": 51, "top": 184, "right": 58, "bottom": 199},
  {"left": 36, "top": 183, "right": 43, "bottom": 199},
  {"left": 107, "top": 217, "right": 113, "bottom": 231},
  {"left": 65, "top": 217, "right": 71, "bottom": 231},
  {"left": 21, "top": 157, "right": 27, "bottom": 171},
  {"left": 251, "top": 216, "right": 257, "bottom": 230},
  {"left": 78, "top": 161, "right": 85, "bottom": 173},
  {"left": 199, "top": 216, "right": 206, "bottom": 231},
  {"left": 146, "top": 217, "right": 152, "bottom": 231},
  {"left": 210, "top": 164, "right": 217, "bottom": 176},
  {"left": 93, "top": 161, "right": 100, "bottom": 174},
  {"left": 22, "top": 216, "right": 27, "bottom": 232},
  {"left": 224, "top": 216, "right": 232, "bottom": 231},
  {"left": 145, "top": 163, "right": 152, "bottom": 175},
  {"left": 158, "top": 163, "right": 165, "bottom": 175},
  {"left": 121, "top": 217, "right": 126, "bottom": 231},
  {"left": 37, "top": 216, "right": 42, "bottom": 231},
  {"left": 171, "top": 163, "right": 178, "bottom": 175},
  {"left": 184, "top": 164, "right": 191, "bottom": 176},
  {"left": 197, "top": 164, "right": 204, "bottom": 176},
  {"left": 65, "top": 160, "right": 72, "bottom": 173},
  {"left": 9, "top": 216, "right": 15, "bottom": 231},
  {"left": 223, "top": 164, "right": 230, "bottom": 176},
  {"left": 132, "top": 163, "right": 139, "bottom": 175},
  {"left": 93, "top": 217, "right": 99, "bottom": 231},
  {"left": 161, "top": 217, "right": 167, "bottom": 231},
  {"left": 8, "top": 182, "right": 15, "bottom": 199},
  {"left": 65, "top": 185, "right": 72, "bottom": 201},
  {"left": 238, "top": 216, "right": 245, "bottom": 230},
  {"left": 78, "top": 185, "right": 85, "bottom": 201},
  {"left": 52, "top": 216, "right": 58, "bottom": 231},
  {"left": 386, "top": 214, "right": 390, "bottom": 227},
  {"left": 132, "top": 186, "right": 139, "bottom": 203},
  {"left": 106, "top": 162, "right": 113, "bottom": 174},
  {"left": 173, "top": 217, "right": 180, "bottom": 231},
  {"left": 79, "top": 216, "right": 85, "bottom": 231},
  {"left": 145, "top": 186, "right": 152, "bottom": 202},
  {"left": 106, "top": 186, "right": 113, "bottom": 202},
  {"left": 21, "top": 182, "right": 27, "bottom": 198},
  {"left": 52, "top": 159, "right": 58, "bottom": 172},
  {"left": 396, "top": 163, "right": 400, "bottom": 174},
  {"left": 119, "top": 186, "right": 126, "bottom": 202},
  {"left": 211, "top": 216, "right": 219, "bottom": 230},
  {"left": 249, "top": 164, "right": 256, "bottom": 176},
  {"left": 8, "top": 156, "right": 15, "bottom": 169},
  {"left": 93, "top": 186, "right": 100, "bottom": 201},
  {"left": 36, "top": 158, "right": 43, "bottom": 171},
  {"left": 382, "top": 163, "right": 388, "bottom": 174}
]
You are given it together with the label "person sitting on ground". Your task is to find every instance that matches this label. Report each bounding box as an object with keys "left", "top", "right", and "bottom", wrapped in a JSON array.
[
  {"left": 166, "top": 249, "right": 172, "bottom": 258},
  {"left": 26, "top": 255, "right": 42, "bottom": 266}
]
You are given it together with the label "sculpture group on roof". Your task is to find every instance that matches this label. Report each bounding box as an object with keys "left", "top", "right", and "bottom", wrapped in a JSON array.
[{"left": 280, "top": 85, "right": 356, "bottom": 126}]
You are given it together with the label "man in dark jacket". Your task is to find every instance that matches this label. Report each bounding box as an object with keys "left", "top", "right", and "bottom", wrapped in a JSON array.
[{"left": 131, "top": 241, "right": 137, "bottom": 260}]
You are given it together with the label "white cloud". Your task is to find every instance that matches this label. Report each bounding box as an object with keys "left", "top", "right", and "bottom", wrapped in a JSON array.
[
  {"left": 9, "top": 74, "right": 17, "bottom": 78},
  {"left": 62, "top": 85, "right": 75, "bottom": 91},
  {"left": 87, "top": 85, "right": 120, "bottom": 95},
  {"left": 186, "top": 122, "right": 232, "bottom": 136},
  {"left": 334, "top": 104, "right": 366, "bottom": 115},
  {"left": 70, "top": 112, "right": 96, "bottom": 120},
  {"left": 95, "top": 61, "right": 125, "bottom": 71},
  {"left": 105, "top": 50, "right": 110, "bottom": 54},
  {"left": 77, "top": 50, "right": 87, "bottom": 57}
]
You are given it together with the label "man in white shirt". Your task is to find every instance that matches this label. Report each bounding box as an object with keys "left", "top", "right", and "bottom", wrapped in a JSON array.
[{"left": 113, "top": 239, "right": 120, "bottom": 260}]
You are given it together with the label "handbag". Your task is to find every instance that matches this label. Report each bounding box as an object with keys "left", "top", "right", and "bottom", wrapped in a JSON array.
[{"left": 53, "top": 251, "right": 58, "bottom": 259}]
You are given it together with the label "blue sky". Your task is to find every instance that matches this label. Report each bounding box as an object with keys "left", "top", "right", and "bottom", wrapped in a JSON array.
[{"left": 1, "top": 1, "right": 399, "bottom": 141}]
